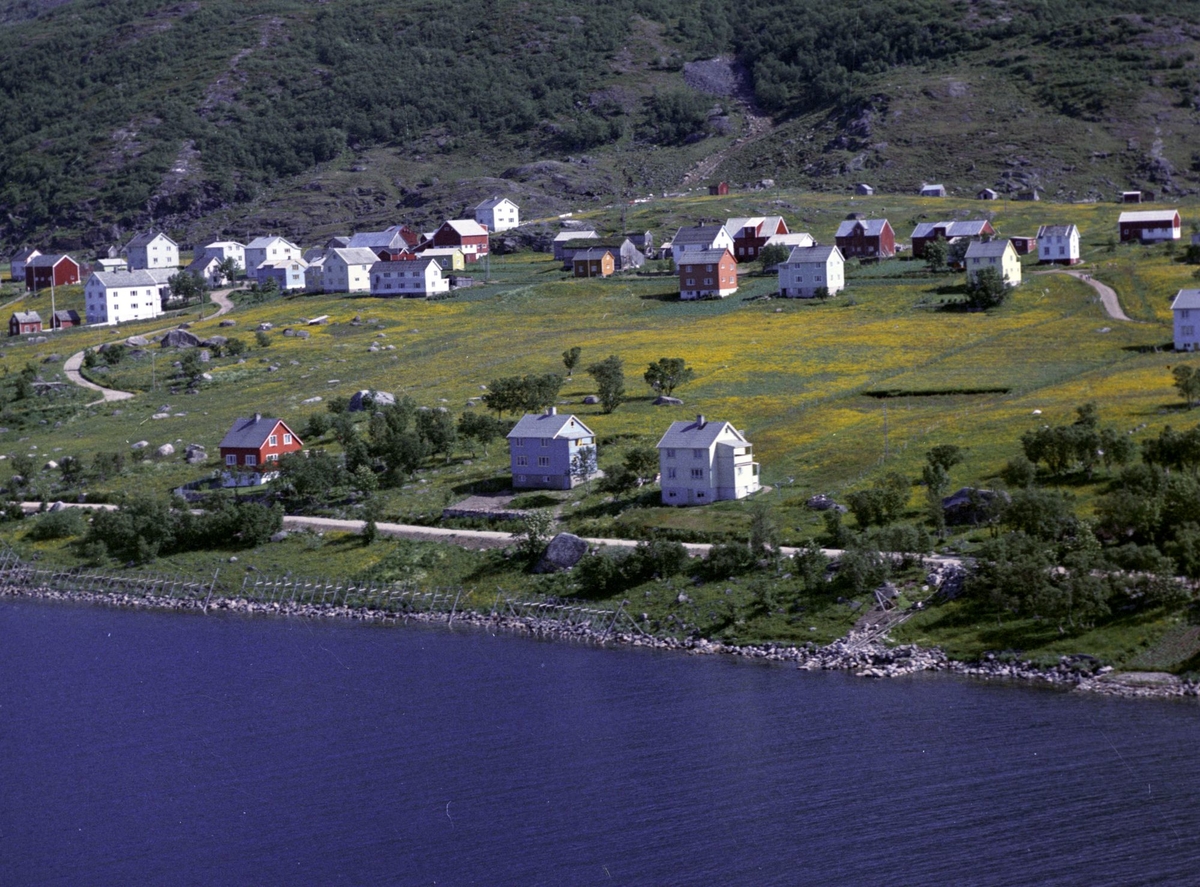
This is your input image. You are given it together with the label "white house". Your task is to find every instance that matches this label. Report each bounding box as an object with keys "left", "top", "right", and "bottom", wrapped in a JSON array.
[
  {"left": 965, "top": 239, "right": 1021, "bottom": 287},
  {"left": 370, "top": 258, "right": 448, "bottom": 297},
  {"left": 244, "top": 236, "right": 300, "bottom": 273},
  {"left": 1172, "top": 289, "right": 1200, "bottom": 351},
  {"left": 507, "top": 408, "right": 597, "bottom": 490},
  {"left": 84, "top": 271, "right": 166, "bottom": 325},
  {"left": 671, "top": 224, "right": 735, "bottom": 263},
  {"left": 185, "top": 251, "right": 226, "bottom": 287},
  {"left": 322, "top": 247, "right": 379, "bottom": 293},
  {"left": 919, "top": 183, "right": 947, "bottom": 197},
  {"left": 657, "top": 415, "right": 760, "bottom": 506},
  {"left": 203, "top": 240, "right": 246, "bottom": 274},
  {"left": 10, "top": 248, "right": 40, "bottom": 282},
  {"left": 305, "top": 255, "right": 325, "bottom": 291},
  {"left": 125, "top": 231, "right": 179, "bottom": 270},
  {"left": 778, "top": 245, "right": 845, "bottom": 298},
  {"left": 255, "top": 257, "right": 308, "bottom": 291},
  {"left": 1036, "top": 225, "right": 1081, "bottom": 265},
  {"left": 475, "top": 197, "right": 520, "bottom": 233}
]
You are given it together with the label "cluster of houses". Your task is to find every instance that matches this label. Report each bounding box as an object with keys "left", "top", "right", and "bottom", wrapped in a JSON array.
[{"left": 220, "top": 405, "right": 760, "bottom": 507}]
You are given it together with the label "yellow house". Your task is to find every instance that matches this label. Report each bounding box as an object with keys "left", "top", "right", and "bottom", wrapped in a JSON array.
[
  {"left": 419, "top": 247, "right": 466, "bottom": 271},
  {"left": 964, "top": 239, "right": 1021, "bottom": 287}
]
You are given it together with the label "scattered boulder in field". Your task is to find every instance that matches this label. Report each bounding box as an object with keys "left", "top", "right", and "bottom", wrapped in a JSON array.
[
  {"left": 533, "top": 533, "right": 589, "bottom": 574},
  {"left": 942, "top": 487, "right": 1010, "bottom": 526},
  {"left": 806, "top": 494, "right": 846, "bottom": 513},
  {"left": 302, "top": 396, "right": 322, "bottom": 404},
  {"left": 653, "top": 395, "right": 683, "bottom": 406},
  {"left": 219, "top": 320, "right": 236, "bottom": 327},
  {"left": 257, "top": 322, "right": 273, "bottom": 331},
  {"left": 185, "top": 444, "right": 207, "bottom": 464},
  {"left": 44, "top": 460, "right": 58, "bottom": 470},
  {"left": 583, "top": 395, "right": 600, "bottom": 404},
  {"left": 126, "top": 335, "right": 149, "bottom": 346},
  {"left": 348, "top": 389, "right": 396, "bottom": 412},
  {"left": 160, "top": 329, "right": 202, "bottom": 348},
  {"left": 198, "top": 350, "right": 211, "bottom": 363},
  {"left": 131, "top": 440, "right": 149, "bottom": 450},
  {"left": 155, "top": 444, "right": 175, "bottom": 458}
]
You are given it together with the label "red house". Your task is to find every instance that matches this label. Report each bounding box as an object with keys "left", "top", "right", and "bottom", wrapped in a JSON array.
[
  {"left": 729, "top": 216, "right": 789, "bottom": 261},
  {"left": 427, "top": 219, "right": 489, "bottom": 262},
  {"left": 9, "top": 311, "right": 42, "bottom": 336},
  {"left": 834, "top": 219, "right": 896, "bottom": 260},
  {"left": 709, "top": 182, "right": 729, "bottom": 196},
  {"left": 679, "top": 249, "right": 738, "bottom": 300},
  {"left": 25, "top": 254, "right": 80, "bottom": 291},
  {"left": 218, "top": 413, "right": 303, "bottom": 486},
  {"left": 52, "top": 309, "right": 81, "bottom": 329},
  {"left": 909, "top": 220, "right": 995, "bottom": 259},
  {"left": 1118, "top": 210, "right": 1181, "bottom": 243}
]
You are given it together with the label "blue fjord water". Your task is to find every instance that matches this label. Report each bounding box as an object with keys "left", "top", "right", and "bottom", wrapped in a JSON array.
[{"left": 2, "top": 598, "right": 1198, "bottom": 886}]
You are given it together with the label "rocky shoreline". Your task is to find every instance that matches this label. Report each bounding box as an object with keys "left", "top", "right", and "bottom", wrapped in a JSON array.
[{"left": 5, "top": 585, "right": 1198, "bottom": 702}]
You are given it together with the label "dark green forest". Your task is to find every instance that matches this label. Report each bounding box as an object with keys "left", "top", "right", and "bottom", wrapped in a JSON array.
[{"left": 3, "top": 0, "right": 1200, "bottom": 246}]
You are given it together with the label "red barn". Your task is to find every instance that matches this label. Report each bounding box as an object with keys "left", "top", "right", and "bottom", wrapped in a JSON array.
[
  {"left": 428, "top": 219, "right": 489, "bottom": 262},
  {"left": 218, "top": 414, "right": 303, "bottom": 486},
  {"left": 9, "top": 311, "right": 42, "bottom": 336},
  {"left": 834, "top": 219, "right": 896, "bottom": 260},
  {"left": 708, "top": 182, "right": 729, "bottom": 196},
  {"left": 729, "top": 216, "right": 789, "bottom": 261},
  {"left": 1119, "top": 210, "right": 1181, "bottom": 243},
  {"left": 25, "top": 254, "right": 80, "bottom": 290}
]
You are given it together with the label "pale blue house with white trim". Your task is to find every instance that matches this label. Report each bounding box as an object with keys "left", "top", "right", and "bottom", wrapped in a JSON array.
[{"left": 507, "top": 408, "right": 597, "bottom": 490}]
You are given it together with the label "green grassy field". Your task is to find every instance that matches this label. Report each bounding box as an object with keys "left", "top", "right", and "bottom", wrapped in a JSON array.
[{"left": 5, "top": 191, "right": 1200, "bottom": 668}]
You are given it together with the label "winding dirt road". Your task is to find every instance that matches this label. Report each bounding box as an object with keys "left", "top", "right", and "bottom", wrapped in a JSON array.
[
  {"left": 1051, "top": 269, "right": 1133, "bottom": 322},
  {"left": 63, "top": 288, "right": 237, "bottom": 404}
]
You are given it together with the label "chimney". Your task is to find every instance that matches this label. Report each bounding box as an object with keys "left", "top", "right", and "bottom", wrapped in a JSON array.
[
  {"left": 696, "top": 414, "right": 705, "bottom": 428},
  {"left": 547, "top": 406, "right": 557, "bottom": 416},
  {"left": 254, "top": 412, "right": 262, "bottom": 422}
]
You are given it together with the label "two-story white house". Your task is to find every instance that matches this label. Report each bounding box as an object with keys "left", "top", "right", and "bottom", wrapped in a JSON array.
[
  {"left": 1172, "top": 289, "right": 1200, "bottom": 351},
  {"left": 474, "top": 197, "right": 520, "bottom": 233},
  {"left": 657, "top": 415, "right": 760, "bottom": 506},
  {"left": 125, "top": 231, "right": 179, "bottom": 271},
  {"left": 965, "top": 239, "right": 1021, "bottom": 287},
  {"left": 84, "top": 271, "right": 166, "bottom": 325},
  {"left": 1036, "top": 225, "right": 1081, "bottom": 265},
  {"left": 778, "top": 245, "right": 845, "bottom": 297},
  {"left": 202, "top": 240, "right": 246, "bottom": 274},
  {"left": 671, "top": 224, "right": 735, "bottom": 264},
  {"left": 322, "top": 247, "right": 379, "bottom": 293},
  {"left": 507, "top": 408, "right": 598, "bottom": 490},
  {"left": 370, "top": 258, "right": 449, "bottom": 297},
  {"left": 244, "top": 236, "right": 300, "bottom": 274},
  {"left": 185, "top": 251, "right": 225, "bottom": 287}
]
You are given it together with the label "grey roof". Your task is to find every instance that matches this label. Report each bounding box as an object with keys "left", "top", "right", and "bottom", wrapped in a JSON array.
[
  {"left": 246, "top": 235, "right": 298, "bottom": 250},
  {"left": 347, "top": 230, "right": 403, "bottom": 250},
  {"left": 28, "top": 253, "right": 75, "bottom": 268},
  {"left": 329, "top": 247, "right": 384, "bottom": 265},
  {"left": 1118, "top": 210, "right": 1179, "bottom": 223},
  {"left": 126, "top": 231, "right": 176, "bottom": 249},
  {"left": 186, "top": 251, "right": 221, "bottom": 272},
  {"left": 11, "top": 248, "right": 40, "bottom": 262},
  {"left": 476, "top": 196, "right": 516, "bottom": 211},
  {"left": 656, "top": 417, "right": 746, "bottom": 449},
  {"left": 11, "top": 311, "right": 41, "bottom": 323},
  {"left": 911, "top": 219, "right": 992, "bottom": 239},
  {"left": 53, "top": 309, "right": 80, "bottom": 323},
  {"left": 1171, "top": 289, "right": 1200, "bottom": 311},
  {"left": 506, "top": 411, "right": 595, "bottom": 441},
  {"left": 673, "top": 225, "right": 727, "bottom": 246},
  {"left": 574, "top": 248, "right": 614, "bottom": 261},
  {"left": 90, "top": 270, "right": 160, "bottom": 287},
  {"left": 553, "top": 230, "right": 596, "bottom": 243},
  {"left": 371, "top": 258, "right": 440, "bottom": 273},
  {"left": 835, "top": 219, "right": 890, "bottom": 238},
  {"left": 784, "top": 244, "right": 842, "bottom": 264},
  {"left": 964, "top": 239, "right": 1012, "bottom": 259},
  {"left": 1036, "top": 225, "right": 1078, "bottom": 238},
  {"left": 676, "top": 249, "right": 732, "bottom": 264},
  {"left": 219, "top": 416, "right": 298, "bottom": 450}
]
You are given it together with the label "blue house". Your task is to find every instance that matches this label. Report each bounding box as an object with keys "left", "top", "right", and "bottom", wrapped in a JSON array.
[{"left": 507, "top": 408, "right": 597, "bottom": 490}]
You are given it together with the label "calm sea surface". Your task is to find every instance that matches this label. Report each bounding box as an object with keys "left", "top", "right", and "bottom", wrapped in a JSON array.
[{"left": 2, "top": 598, "right": 1198, "bottom": 886}]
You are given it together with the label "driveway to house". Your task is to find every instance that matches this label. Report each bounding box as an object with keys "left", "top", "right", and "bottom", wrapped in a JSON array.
[
  {"left": 1046, "top": 269, "right": 1134, "bottom": 322},
  {"left": 62, "top": 287, "right": 238, "bottom": 404}
]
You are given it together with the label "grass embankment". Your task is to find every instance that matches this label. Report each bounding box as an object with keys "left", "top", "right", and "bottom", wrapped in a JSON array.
[{"left": 4, "top": 192, "right": 1200, "bottom": 670}]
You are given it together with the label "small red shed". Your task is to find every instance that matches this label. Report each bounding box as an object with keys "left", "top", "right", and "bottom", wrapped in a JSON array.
[{"left": 9, "top": 311, "right": 43, "bottom": 336}]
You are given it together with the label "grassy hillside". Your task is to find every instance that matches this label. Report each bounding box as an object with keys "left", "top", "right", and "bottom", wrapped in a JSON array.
[{"left": 5, "top": 0, "right": 1200, "bottom": 253}]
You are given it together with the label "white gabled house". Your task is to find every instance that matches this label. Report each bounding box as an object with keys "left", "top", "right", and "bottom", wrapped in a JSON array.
[
  {"left": 370, "top": 258, "right": 449, "bottom": 297},
  {"left": 965, "top": 239, "right": 1021, "bottom": 287},
  {"left": 84, "top": 271, "right": 166, "bottom": 325},
  {"left": 244, "top": 236, "right": 300, "bottom": 274},
  {"left": 1036, "top": 225, "right": 1081, "bottom": 265},
  {"left": 474, "top": 197, "right": 520, "bottom": 233},
  {"left": 203, "top": 240, "right": 246, "bottom": 274},
  {"left": 255, "top": 257, "right": 308, "bottom": 291},
  {"left": 671, "top": 224, "right": 735, "bottom": 263},
  {"left": 10, "top": 248, "right": 40, "bottom": 282},
  {"left": 778, "top": 245, "right": 845, "bottom": 298},
  {"left": 322, "top": 247, "right": 379, "bottom": 293},
  {"left": 1172, "top": 289, "right": 1200, "bottom": 351},
  {"left": 507, "top": 408, "right": 598, "bottom": 491},
  {"left": 657, "top": 415, "right": 760, "bottom": 506},
  {"left": 185, "top": 251, "right": 226, "bottom": 287},
  {"left": 125, "top": 231, "right": 179, "bottom": 270}
]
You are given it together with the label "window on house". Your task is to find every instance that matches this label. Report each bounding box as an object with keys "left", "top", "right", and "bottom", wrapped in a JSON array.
[
  {"left": 225, "top": 454, "right": 236, "bottom": 466},
  {"left": 686, "top": 278, "right": 695, "bottom": 286},
  {"left": 692, "top": 449, "right": 704, "bottom": 458},
  {"left": 538, "top": 456, "right": 550, "bottom": 467},
  {"left": 246, "top": 455, "right": 257, "bottom": 466},
  {"left": 516, "top": 455, "right": 528, "bottom": 466},
  {"left": 667, "top": 467, "right": 676, "bottom": 479},
  {"left": 704, "top": 278, "right": 713, "bottom": 285},
  {"left": 266, "top": 453, "right": 278, "bottom": 462},
  {"left": 268, "top": 435, "right": 278, "bottom": 447},
  {"left": 666, "top": 448, "right": 675, "bottom": 458}
]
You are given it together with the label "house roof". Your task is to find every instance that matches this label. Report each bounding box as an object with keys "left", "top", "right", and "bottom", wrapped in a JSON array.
[
  {"left": 372, "top": 258, "right": 440, "bottom": 273},
  {"left": 441, "top": 219, "right": 489, "bottom": 237},
  {"left": 725, "top": 216, "right": 787, "bottom": 238},
  {"left": 329, "top": 247, "right": 384, "bottom": 266},
  {"left": 911, "top": 219, "right": 992, "bottom": 239},
  {"left": 574, "top": 248, "right": 614, "bottom": 261},
  {"left": 185, "top": 252, "right": 221, "bottom": 273},
  {"left": 219, "top": 415, "right": 299, "bottom": 450},
  {"left": 28, "top": 253, "right": 75, "bottom": 268},
  {"left": 784, "top": 245, "right": 843, "bottom": 264},
  {"left": 126, "top": 231, "right": 176, "bottom": 249},
  {"left": 677, "top": 249, "right": 733, "bottom": 264},
  {"left": 476, "top": 196, "right": 516, "bottom": 211},
  {"left": 246, "top": 235, "right": 299, "bottom": 250},
  {"left": 11, "top": 248, "right": 40, "bottom": 263},
  {"left": 673, "top": 225, "right": 728, "bottom": 247},
  {"left": 204, "top": 240, "right": 244, "bottom": 251},
  {"left": 1171, "top": 289, "right": 1200, "bottom": 311},
  {"left": 656, "top": 417, "right": 747, "bottom": 449},
  {"left": 419, "top": 247, "right": 463, "bottom": 257},
  {"left": 11, "top": 311, "right": 41, "bottom": 323},
  {"left": 920, "top": 184, "right": 946, "bottom": 193},
  {"left": 965, "top": 239, "right": 1013, "bottom": 259},
  {"left": 553, "top": 230, "right": 596, "bottom": 243},
  {"left": 53, "top": 309, "right": 80, "bottom": 322},
  {"left": 347, "top": 230, "right": 404, "bottom": 250},
  {"left": 90, "top": 270, "right": 162, "bottom": 288},
  {"left": 506, "top": 411, "right": 595, "bottom": 441},
  {"left": 835, "top": 219, "right": 891, "bottom": 238},
  {"left": 764, "top": 232, "right": 814, "bottom": 248},
  {"left": 1119, "top": 210, "right": 1179, "bottom": 224},
  {"left": 1036, "top": 225, "right": 1078, "bottom": 238},
  {"left": 258, "top": 257, "right": 309, "bottom": 271}
]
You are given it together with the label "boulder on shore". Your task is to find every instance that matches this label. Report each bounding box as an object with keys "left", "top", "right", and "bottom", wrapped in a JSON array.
[{"left": 533, "top": 532, "right": 589, "bottom": 574}]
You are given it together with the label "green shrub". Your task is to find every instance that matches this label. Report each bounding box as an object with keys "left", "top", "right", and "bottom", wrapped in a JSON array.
[{"left": 26, "top": 508, "right": 86, "bottom": 541}]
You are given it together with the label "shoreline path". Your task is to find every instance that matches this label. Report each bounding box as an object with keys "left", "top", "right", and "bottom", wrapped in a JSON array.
[{"left": 63, "top": 288, "right": 237, "bottom": 404}]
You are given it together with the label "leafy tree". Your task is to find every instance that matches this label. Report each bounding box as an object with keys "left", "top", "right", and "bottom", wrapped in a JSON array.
[
  {"left": 926, "top": 444, "right": 963, "bottom": 472},
  {"left": 277, "top": 449, "right": 350, "bottom": 507},
  {"left": 1142, "top": 424, "right": 1200, "bottom": 475},
  {"left": 91, "top": 451, "right": 124, "bottom": 482},
  {"left": 587, "top": 355, "right": 625, "bottom": 413},
  {"left": 225, "top": 337, "right": 246, "bottom": 357},
  {"left": 813, "top": 286, "right": 831, "bottom": 300},
  {"left": 638, "top": 88, "right": 712, "bottom": 145},
  {"left": 255, "top": 330, "right": 271, "bottom": 348},
  {"left": 759, "top": 242, "right": 790, "bottom": 273},
  {"left": 624, "top": 446, "right": 659, "bottom": 485},
  {"left": 178, "top": 349, "right": 204, "bottom": 385},
  {"left": 1000, "top": 455, "right": 1038, "bottom": 488},
  {"left": 643, "top": 357, "right": 695, "bottom": 396},
  {"left": 1098, "top": 427, "right": 1136, "bottom": 473},
  {"left": 216, "top": 257, "right": 242, "bottom": 283},
  {"left": 483, "top": 374, "right": 563, "bottom": 416},
  {"left": 102, "top": 343, "right": 127, "bottom": 366},
  {"left": 1002, "top": 488, "right": 1078, "bottom": 541},
  {"left": 562, "top": 346, "right": 581, "bottom": 377},
  {"left": 924, "top": 239, "right": 948, "bottom": 273},
  {"left": 747, "top": 502, "right": 780, "bottom": 562},
  {"left": 1173, "top": 365, "right": 1200, "bottom": 409},
  {"left": 702, "top": 542, "right": 759, "bottom": 580},
  {"left": 846, "top": 472, "right": 909, "bottom": 527},
  {"left": 513, "top": 511, "right": 554, "bottom": 564},
  {"left": 836, "top": 540, "right": 891, "bottom": 595},
  {"left": 571, "top": 445, "right": 597, "bottom": 489},
  {"left": 457, "top": 411, "right": 510, "bottom": 456},
  {"left": 416, "top": 407, "right": 457, "bottom": 463},
  {"left": 168, "top": 271, "right": 205, "bottom": 304},
  {"left": 965, "top": 266, "right": 1011, "bottom": 310}
]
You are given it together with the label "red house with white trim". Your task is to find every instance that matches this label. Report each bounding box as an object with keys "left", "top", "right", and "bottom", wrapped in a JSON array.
[
  {"left": 727, "top": 216, "right": 789, "bottom": 262},
  {"left": 426, "top": 219, "right": 489, "bottom": 262},
  {"left": 218, "top": 413, "right": 303, "bottom": 486},
  {"left": 834, "top": 218, "right": 896, "bottom": 260},
  {"left": 1118, "top": 209, "right": 1181, "bottom": 243},
  {"left": 25, "top": 254, "right": 80, "bottom": 291}
]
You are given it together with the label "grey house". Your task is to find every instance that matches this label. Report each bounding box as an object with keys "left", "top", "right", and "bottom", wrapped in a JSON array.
[
  {"left": 560, "top": 237, "right": 645, "bottom": 271},
  {"left": 507, "top": 408, "right": 597, "bottom": 490}
]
